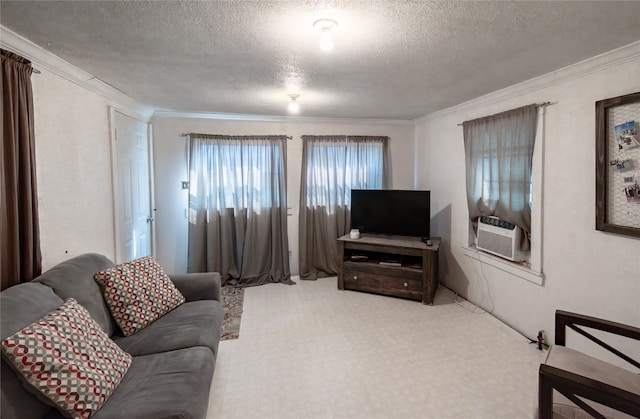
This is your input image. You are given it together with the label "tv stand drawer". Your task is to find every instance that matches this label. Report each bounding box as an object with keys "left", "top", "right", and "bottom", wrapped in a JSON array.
[
  {"left": 343, "top": 270, "right": 421, "bottom": 291},
  {"left": 342, "top": 270, "right": 423, "bottom": 301},
  {"left": 342, "top": 270, "right": 380, "bottom": 288}
]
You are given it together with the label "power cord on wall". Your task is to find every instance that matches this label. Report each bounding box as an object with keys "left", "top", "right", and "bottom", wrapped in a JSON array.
[
  {"left": 470, "top": 249, "right": 550, "bottom": 350},
  {"left": 438, "top": 284, "right": 549, "bottom": 351},
  {"left": 443, "top": 248, "right": 550, "bottom": 351},
  {"left": 437, "top": 247, "right": 494, "bottom": 315},
  {"left": 466, "top": 248, "right": 495, "bottom": 314},
  {"left": 438, "top": 280, "right": 492, "bottom": 315}
]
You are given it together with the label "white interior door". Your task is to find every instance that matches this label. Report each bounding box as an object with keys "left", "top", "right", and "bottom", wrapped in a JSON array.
[{"left": 111, "top": 109, "right": 153, "bottom": 263}]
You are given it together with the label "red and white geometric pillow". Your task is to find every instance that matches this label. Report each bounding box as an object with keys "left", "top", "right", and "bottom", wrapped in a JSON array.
[
  {"left": 1, "top": 298, "right": 132, "bottom": 419},
  {"left": 94, "top": 256, "right": 185, "bottom": 336}
]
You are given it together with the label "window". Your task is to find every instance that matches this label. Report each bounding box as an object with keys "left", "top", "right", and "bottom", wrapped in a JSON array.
[
  {"left": 187, "top": 134, "right": 291, "bottom": 285},
  {"left": 478, "top": 138, "right": 534, "bottom": 210},
  {"left": 304, "top": 136, "right": 388, "bottom": 209},
  {"left": 190, "top": 141, "right": 285, "bottom": 213},
  {"left": 298, "top": 135, "right": 390, "bottom": 280},
  {"left": 462, "top": 104, "right": 544, "bottom": 283}
]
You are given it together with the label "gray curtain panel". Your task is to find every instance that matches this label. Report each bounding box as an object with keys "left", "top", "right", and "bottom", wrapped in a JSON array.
[
  {"left": 463, "top": 104, "right": 538, "bottom": 250},
  {"left": 299, "top": 135, "right": 390, "bottom": 280},
  {"left": 187, "top": 134, "right": 293, "bottom": 286},
  {"left": 1, "top": 49, "right": 41, "bottom": 291}
]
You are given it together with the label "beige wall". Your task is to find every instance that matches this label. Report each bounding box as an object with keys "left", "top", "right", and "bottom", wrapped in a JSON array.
[
  {"left": 415, "top": 50, "right": 640, "bottom": 360},
  {"left": 150, "top": 117, "right": 416, "bottom": 275},
  {"left": 28, "top": 40, "right": 639, "bottom": 363},
  {"left": 32, "top": 69, "right": 118, "bottom": 270}
]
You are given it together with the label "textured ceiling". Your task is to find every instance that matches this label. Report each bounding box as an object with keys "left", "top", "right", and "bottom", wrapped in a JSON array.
[{"left": 2, "top": 1, "right": 640, "bottom": 120}]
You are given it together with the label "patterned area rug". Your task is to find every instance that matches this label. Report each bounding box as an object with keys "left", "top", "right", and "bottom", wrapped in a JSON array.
[{"left": 221, "top": 286, "right": 244, "bottom": 341}]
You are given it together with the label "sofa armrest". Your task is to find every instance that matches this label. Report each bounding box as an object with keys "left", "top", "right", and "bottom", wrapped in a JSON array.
[
  {"left": 169, "top": 272, "right": 222, "bottom": 302},
  {"left": 555, "top": 310, "right": 640, "bottom": 346},
  {"left": 554, "top": 310, "right": 640, "bottom": 370}
]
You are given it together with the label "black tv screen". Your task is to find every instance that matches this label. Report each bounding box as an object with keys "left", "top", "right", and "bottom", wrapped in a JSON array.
[{"left": 350, "top": 189, "right": 430, "bottom": 238}]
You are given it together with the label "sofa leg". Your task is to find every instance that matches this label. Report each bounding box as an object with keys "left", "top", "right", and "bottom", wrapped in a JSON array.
[{"left": 538, "top": 371, "right": 553, "bottom": 419}]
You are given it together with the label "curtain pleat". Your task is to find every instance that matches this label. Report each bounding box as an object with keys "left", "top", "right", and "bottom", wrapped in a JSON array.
[
  {"left": 187, "top": 134, "right": 292, "bottom": 286},
  {"left": 1, "top": 49, "right": 41, "bottom": 291},
  {"left": 463, "top": 105, "right": 538, "bottom": 250},
  {"left": 299, "top": 135, "right": 389, "bottom": 280}
]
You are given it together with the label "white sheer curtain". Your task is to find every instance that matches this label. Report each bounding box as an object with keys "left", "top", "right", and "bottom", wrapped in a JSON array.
[
  {"left": 188, "top": 134, "right": 293, "bottom": 286},
  {"left": 463, "top": 105, "right": 538, "bottom": 250},
  {"left": 299, "top": 135, "right": 391, "bottom": 280}
]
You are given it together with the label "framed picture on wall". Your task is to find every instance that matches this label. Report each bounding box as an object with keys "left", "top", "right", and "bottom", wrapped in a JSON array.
[{"left": 595, "top": 91, "right": 640, "bottom": 238}]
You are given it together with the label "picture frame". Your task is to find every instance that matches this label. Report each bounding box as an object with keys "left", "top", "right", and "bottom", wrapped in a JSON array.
[{"left": 595, "top": 91, "right": 640, "bottom": 238}]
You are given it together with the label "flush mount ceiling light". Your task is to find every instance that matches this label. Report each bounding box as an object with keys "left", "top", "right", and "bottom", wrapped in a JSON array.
[
  {"left": 313, "top": 18, "right": 338, "bottom": 52},
  {"left": 287, "top": 94, "right": 300, "bottom": 113}
]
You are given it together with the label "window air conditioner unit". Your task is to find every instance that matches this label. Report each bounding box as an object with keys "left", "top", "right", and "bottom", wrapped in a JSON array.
[{"left": 476, "top": 216, "right": 528, "bottom": 262}]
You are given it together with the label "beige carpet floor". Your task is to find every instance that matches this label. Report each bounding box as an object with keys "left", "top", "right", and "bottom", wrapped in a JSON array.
[{"left": 208, "top": 277, "right": 547, "bottom": 418}]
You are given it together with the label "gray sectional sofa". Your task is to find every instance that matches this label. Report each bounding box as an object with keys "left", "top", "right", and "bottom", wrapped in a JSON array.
[{"left": 0, "top": 253, "right": 224, "bottom": 419}]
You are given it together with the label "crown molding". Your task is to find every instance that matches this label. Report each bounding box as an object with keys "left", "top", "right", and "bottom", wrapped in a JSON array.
[
  {"left": 152, "top": 110, "right": 415, "bottom": 126},
  {"left": 8, "top": 21, "right": 635, "bottom": 126},
  {"left": 415, "top": 40, "right": 640, "bottom": 122},
  {"left": 0, "top": 25, "right": 154, "bottom": 120}
]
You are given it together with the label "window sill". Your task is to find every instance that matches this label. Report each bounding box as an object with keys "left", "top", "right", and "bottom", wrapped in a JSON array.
[{"left": 462, "top": 246, "right": 544, "bottom": 286}]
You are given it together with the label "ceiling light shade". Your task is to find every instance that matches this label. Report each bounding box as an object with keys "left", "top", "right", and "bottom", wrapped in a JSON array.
[
  {"left": 288, "top": 94, "right": 300, "bottom": 113},
  {"left": 313, "top": 18, "right": 338, "bottom": 52},
  {"left": 319, "top": 29, "right": 333, "bottom": 52}
]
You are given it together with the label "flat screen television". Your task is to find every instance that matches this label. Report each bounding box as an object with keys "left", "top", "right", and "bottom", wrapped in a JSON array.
[{"left": 350, "top": 189, "right": 431, "bottom": 239}]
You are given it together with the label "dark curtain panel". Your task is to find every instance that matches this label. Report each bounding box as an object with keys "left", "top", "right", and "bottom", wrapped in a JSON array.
[
  {"left": 463, "top": 104, "right": 538, "bottom": 250},
  {"left": 187, "top": 134, "right": 293, "bottom": 286},
  {"left": 299, "top": 135, "right": 390, "bottom": 280},
  {"left": 1, "top": 49, "right": 41, "bottom": 291}
]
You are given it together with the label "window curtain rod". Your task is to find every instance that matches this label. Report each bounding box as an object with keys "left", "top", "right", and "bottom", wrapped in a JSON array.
[
  {"left": 457, "top": 102, "right": 553, "bottom": 126},
  {"left": 1, "top": 50, "right": 41, "bottom": 73},
  {"left": 180, "top": 133, "right": 293, "bottom": 140}
]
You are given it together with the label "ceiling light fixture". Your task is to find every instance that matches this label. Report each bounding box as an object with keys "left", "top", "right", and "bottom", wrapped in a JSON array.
[
  {"left": 288, "top": 94, "right": 300, "bottom": 113},
  {"left": 313, "top": 18, "right": 338, "bottom": 52}
]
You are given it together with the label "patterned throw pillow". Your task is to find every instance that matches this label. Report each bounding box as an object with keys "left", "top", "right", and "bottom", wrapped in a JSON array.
[
  {"left": 94, "top": 256, "right": 186, "bottom": 336},
  {"left": 1, "top": 298, "right": 132, "bottom": 419}
]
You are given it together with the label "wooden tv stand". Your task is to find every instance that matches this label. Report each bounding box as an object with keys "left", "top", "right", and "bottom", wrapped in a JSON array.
[{"left": 337, "top": 234, "right": 440, "bottom": 305}]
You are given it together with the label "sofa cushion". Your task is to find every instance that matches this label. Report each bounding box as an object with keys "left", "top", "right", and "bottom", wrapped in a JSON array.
[
  {"left": 1, "top": 282, "right": 64, "bottom": 419},
  {"left": 1, "top": 298, "right": 132, "bottom": 419},
  {"left": 94, "top": 256, "right": 186, "bottom": 336},
  {"left": 91, "top": 347, "right": 215, "bottom": 419},
  {"left": 33, "top": 253, "right": 117, "bottom": 336},
  {"left": 113, "top": 299, "right": 224, "bottom": 357}
]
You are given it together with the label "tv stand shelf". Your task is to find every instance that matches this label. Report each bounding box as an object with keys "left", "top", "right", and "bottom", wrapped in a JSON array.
[{"left": 337, "top": 234, "right": 440, "bottom": 304}]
